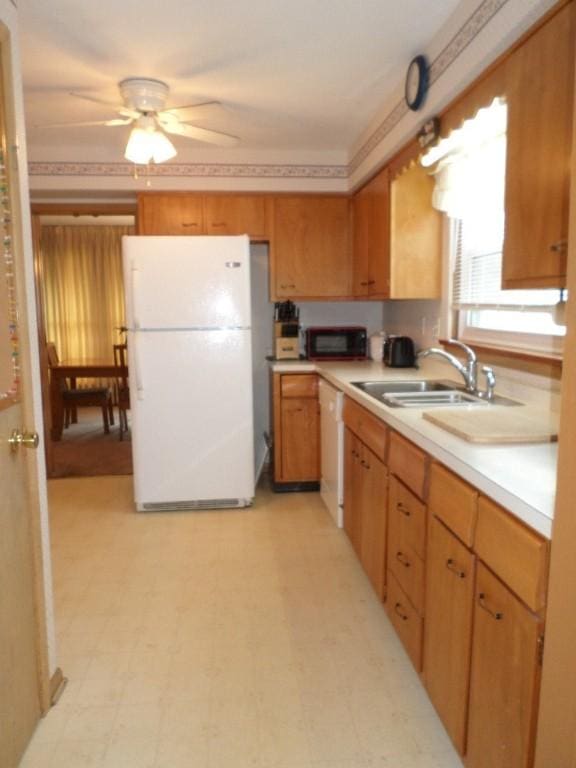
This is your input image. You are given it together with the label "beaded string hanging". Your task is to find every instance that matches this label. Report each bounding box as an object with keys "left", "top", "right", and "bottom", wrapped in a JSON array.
[{"left": 0, "top": 146, "right": 19, "bottom": 402}]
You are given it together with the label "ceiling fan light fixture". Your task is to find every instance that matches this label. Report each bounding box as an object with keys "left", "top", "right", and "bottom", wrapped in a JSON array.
[{"left": 124, "top": 120, "right": 177, "bottom": 165}]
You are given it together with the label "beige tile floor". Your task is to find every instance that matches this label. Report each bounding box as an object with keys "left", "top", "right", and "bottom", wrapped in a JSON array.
[{"left": 20, "top": 476, "right": 463, "bottom": 768}]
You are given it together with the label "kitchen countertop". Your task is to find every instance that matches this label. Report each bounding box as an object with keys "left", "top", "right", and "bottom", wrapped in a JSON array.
[{"left": 271, "top": 359, "right": 558, "bottom": 539}]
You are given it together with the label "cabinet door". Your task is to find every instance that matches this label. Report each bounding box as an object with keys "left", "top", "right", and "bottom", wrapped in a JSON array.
[
  {"left": 359, "top": 445, "right": 387, "bottom": 600},
  {"left": 204, "top": 195, "right": 269, "bottom": 240},
  {"left": 343, "top": 429, "right": 363, "bottom": 554},
  {"left": 389, "top": 163, "right": 441, "bottom": 298},
  {"left": 272, "top": 196, "right": 352, "bottom": 298},
  {"left": 424, "top": 517, "right": 475, "bottom": 756},
  {"left": 466, "top": 563, "right": 544, "bottom": 768},
  {"left": 502, "top": 2, "right": 576, "bottom": 288},
  {"left": 352, "top": 186, "right": 370, "bottom": 297},
  {"left": 279, "top": 397, "right": 319, "bottom": 482},
  {"left": 138, "top": 194, "right": 204, "bottom": 235},
  {"left": 366, "top": 166, "right": 390, "bottom": 298}
]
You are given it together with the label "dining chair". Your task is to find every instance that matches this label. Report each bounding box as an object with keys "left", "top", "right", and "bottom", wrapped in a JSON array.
[
  {"left": 113, "top": 343, "right": 130, "bottom": 440},
  {"left": 46, "top": 342, "right": 114, "bottom": 434}
]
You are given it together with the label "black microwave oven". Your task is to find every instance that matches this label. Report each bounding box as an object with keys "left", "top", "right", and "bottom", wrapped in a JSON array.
[{"left": 305, "top": 326, "right": 367, "bottom": 361}]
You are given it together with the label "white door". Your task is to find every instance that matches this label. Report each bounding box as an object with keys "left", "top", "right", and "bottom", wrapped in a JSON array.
[{"left": 0, "top": 9, "right": 51, "bottom": 765}]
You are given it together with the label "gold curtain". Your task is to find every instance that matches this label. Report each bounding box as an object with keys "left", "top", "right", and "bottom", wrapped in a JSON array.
[{"left": 40, "top": 224, "right": 134, "bottom": 364}]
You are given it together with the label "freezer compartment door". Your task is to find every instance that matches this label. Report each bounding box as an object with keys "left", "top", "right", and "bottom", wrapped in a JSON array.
[
  {"left": 123, "top": 235, "right": 251, "bottom": 330},
  {"left": 128, "top": 328, "right": 254, "bottom": 508}
]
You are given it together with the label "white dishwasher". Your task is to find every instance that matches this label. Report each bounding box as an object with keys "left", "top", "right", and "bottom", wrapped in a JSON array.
[{"left": 318, "top": 379, "right": 344, "bottom": 528}]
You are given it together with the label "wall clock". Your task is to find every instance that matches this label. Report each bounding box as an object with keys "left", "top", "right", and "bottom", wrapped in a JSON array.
[{"left": 405, "top": 55, "right": 429, "bottom": 111}]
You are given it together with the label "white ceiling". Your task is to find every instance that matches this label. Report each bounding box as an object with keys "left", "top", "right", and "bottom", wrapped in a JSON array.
[{"left": 19, "top": 0, "right": 463, "bottom": 162}]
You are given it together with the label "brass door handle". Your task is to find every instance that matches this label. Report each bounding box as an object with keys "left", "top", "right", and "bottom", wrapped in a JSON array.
[{"left": 9, "top": 429, "right": 39, "bottom": 453}]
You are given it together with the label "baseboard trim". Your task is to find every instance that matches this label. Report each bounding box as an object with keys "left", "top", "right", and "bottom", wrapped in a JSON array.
[
  {"left": 49, "top": 667, "right": 67, "bottom": 707},
  {"left": 272, "top": 480, "right": 320, "bottom": 493}
]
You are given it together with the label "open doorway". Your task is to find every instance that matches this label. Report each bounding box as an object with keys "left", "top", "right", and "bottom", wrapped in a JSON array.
[{"left": 32, "top": 206, "right": 136, "bottom": 478}]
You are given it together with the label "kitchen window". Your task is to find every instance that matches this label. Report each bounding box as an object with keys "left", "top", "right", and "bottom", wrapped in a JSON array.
[{"left": 423, "top": 98, "right": 566, "bottom": 356}]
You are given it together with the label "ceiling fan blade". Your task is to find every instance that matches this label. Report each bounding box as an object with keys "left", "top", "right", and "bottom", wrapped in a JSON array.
[
  {"left": 69, "top": 91, "right": 122, "bottom": 108},
  {"left": 117, "top": 107, "right": 141, "bottom": 120},
  {"left": 161, "top": 121, "right": 239, "bottom": 147},
  {"left": 35, "top": 118, "right": 133, "bottom": 128},
  {"left": 159, "top": 101, "right": 221, "bottom": 120}
]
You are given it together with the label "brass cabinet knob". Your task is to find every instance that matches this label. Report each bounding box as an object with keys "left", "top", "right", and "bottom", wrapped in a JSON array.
[{"left": 8, "top": 429, "right": 39, "bottom": 453}]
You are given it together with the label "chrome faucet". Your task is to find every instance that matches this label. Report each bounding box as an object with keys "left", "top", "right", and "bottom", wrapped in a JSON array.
[{"left": 417, "top": 339, "right": 478, "bottom": 393}]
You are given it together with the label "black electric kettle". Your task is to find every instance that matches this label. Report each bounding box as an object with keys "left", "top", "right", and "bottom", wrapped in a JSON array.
[{"left": 384, "top": 336, "right": 416, "bottom": 368}]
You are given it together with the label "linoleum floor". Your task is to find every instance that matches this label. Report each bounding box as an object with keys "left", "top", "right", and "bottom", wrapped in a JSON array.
[{"left": 20, "top": 476, "right": 463, "bottom": 768}]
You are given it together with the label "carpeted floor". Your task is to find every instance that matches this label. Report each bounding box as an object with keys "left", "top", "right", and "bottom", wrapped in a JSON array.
[{"left": 50, "top": 407, "right": 133, "bottom": 478}]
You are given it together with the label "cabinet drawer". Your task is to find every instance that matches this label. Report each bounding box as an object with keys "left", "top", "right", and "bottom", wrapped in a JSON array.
[
  {"left": 386, "top": 570, "right": 423, "bottom": 671},
  {"left": 280, "top": 374, "right": 318, "bottom": 398},
  {"left": 429, "top": 463, "right": 478, "bottom": 547},
  {"left": 388, "top": 431, "right": 428, "bottom": 499},
  {"left": 389, "top": 475, "right": 426, "bottom": 558},
  {"left": 475, "top": 497, "right": 549, "bottom": 612},
  {"left": 342, "top": 397, "right": 387, "bottom": 461},
  {"left": 388, "top": 510, "right": 425, "bottom": 615}
]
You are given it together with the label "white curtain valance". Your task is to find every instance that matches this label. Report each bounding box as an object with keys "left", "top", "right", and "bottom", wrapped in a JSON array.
[{"left": 422, "top": 97, "right": 507, "bottom": 220}]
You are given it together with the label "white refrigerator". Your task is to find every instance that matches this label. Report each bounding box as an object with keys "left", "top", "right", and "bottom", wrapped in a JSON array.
[{"left": 122, "top": 235, "right": 254, "bottom": 511}]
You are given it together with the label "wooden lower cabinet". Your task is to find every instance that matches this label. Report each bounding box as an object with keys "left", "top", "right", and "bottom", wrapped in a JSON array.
[
  {"left": 466, "top": 563, "right": 544, "bottom": 768},
  {"left": 343, "top": 425, "right": 387, "bottom": 600},
  {"left": 388, "top": 476, "right": 426, "bottom": 615},
  {"left": 359, "top": 443, "right": 387, "bottom": 599},
  {"left": 343, "top": 428, "right": 363, "bottom": 553},
  {"left": 279, "top": 397, "right": 319, "bottom": 482},
  {"left": 340, "top": 416, "right": 549, "bottom": 768},
  {"left": 272, "top": 373, "right": 319, "bottom": 489},
  {"left": 424, "top": 516, "right": 476, "bottom": 755},
  {"left": 386, "top": 569, "right": 423, "bottom": 670}
]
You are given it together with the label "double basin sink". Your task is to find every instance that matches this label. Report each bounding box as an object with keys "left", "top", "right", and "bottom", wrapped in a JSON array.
[{"left": 352, "top": 379, "right": 520, "bottom": 408}]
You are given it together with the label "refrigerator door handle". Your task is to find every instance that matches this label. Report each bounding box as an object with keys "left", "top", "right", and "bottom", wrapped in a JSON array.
[
  {"left": 133, "top": 331, "right": 145, "bottom": 400},
  {"left": 130, "top": 264, "right": 141, "bottom": 330}
]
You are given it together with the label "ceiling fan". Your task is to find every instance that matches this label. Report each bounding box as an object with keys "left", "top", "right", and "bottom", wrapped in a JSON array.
[{"left": 41, "top": 77, "right": 239, "bottom": 164}]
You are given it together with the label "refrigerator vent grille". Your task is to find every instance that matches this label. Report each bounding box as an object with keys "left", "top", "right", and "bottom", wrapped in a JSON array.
[{"left": 142, "top": 499, "right": 247, "bottom": 512}]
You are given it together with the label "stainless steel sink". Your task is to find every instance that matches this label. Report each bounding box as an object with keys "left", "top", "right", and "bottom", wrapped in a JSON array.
[
  {"left": 351, "top": 380, "right": 520, "bottom": 408},
  {"left": 382, "top": 390, "right": 488, "bottom": 408},
  {"left": 353, "top": 380, "right": 459, "bottom": 398}
]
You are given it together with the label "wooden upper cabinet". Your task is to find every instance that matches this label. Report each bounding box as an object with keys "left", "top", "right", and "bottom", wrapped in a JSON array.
[
  {"left": 352, "top": 185, "right": 371, "bottom": 297},
  {"left": 352, "top": 167, "right": 390, "bottom": 299},
  {"left": 204, "top": 195, "right": 270, "bottom": 240},
  {"left": 137, "top": 193, "right": 270, "bottom": 240},
  {"left": 271, "top": 196, "right": 352, "bottom": 299},
  {"left": 502, "top": 1, "right": 576, "bottom": 288},
  {"left": 138, "top": 193, "right": 203, "bottom": 235},
  {"left": 390, "top": 162, "right": 442, "bottom": 299}
]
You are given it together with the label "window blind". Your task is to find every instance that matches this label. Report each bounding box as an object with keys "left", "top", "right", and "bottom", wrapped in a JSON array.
[{"left": 452, "top": 218, "right": 560, "bottom": 311}]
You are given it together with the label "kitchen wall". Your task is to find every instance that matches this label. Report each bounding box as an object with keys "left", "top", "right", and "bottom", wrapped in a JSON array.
[
  {"left": 383, "top": 300, "right": 441, "bottom": 351},
  {"left": 251, "top": 244, "right": 274, "bottom": 479}
]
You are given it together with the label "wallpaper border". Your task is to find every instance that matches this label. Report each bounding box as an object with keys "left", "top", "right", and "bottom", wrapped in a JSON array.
[{"left": 28, "top": 0, "right": 511, "bottom": 183}]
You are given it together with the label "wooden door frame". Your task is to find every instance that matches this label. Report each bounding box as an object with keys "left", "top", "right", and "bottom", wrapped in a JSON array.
[{"left": 30, "top": 202, "right": 137, "bottom": 477}]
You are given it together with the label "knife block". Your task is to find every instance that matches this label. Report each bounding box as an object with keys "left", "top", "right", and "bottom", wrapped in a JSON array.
[{"left": 274, "top": 321, "right": 300, "bottom": 359}]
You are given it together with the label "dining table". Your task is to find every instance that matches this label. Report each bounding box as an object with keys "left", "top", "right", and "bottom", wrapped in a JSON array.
[{"left": 49, "top": 358, "right": 128, "bottom": 441}]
